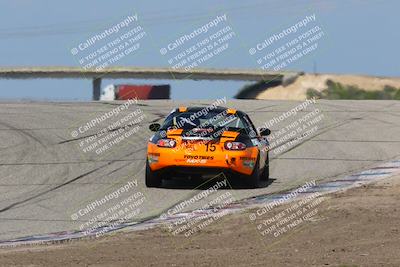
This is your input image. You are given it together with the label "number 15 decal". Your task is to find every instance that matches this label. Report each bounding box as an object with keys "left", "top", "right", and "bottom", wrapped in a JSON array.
[{"left": 206, "top": 143, "right": 216, "bottom": 152}]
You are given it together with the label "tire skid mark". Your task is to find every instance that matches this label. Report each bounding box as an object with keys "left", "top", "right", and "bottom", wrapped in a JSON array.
[
  {"left": 270, "top": 102, "right": 397, "bottom": 160},
  {"left": 0, "top": 121, "right": 46, "bottom": 148},
  {"left": 57, "top": 110, "right": 163, "bottom": 145},
  {"left": 0, "top": 161, "right": 117, "bottom": 214},
  {"left": 0, "top": 147, "right": 145, "bottom": 213},
  {"left": 277, "top": 157, "right": 383, "bottom": 162},
  {"left": 1, "top": 159, "right": 399, "bottom": 247},
  {"left": 0, "top": 159, "right": 141, "bottom": 166},
  {"left": 0, "top": 101, "right": 398, "bottom": 246},
  {"left": 311, "top": 139, "right": 400, "bottom": 143},
  {"left": 58, "top": 121, "right": 146, "bottom": 144}
]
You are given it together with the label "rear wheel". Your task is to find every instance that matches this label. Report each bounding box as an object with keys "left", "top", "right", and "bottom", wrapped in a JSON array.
[
  {"left": 248, "top": 157, "right": 261, "bottom": 188},
  {"left": 260, "top": 154, "right": 269, "bottom": 181},
  {"left": 145, "top": 160, "right": 162, "bottom": 187}
]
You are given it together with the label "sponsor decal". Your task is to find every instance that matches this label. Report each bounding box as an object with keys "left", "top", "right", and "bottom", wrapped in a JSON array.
[
  {"left": 184, "top": 155, "right": 214, "bottom": 160},
  {"left": 186, "top": 159, "right": 207, "bottom": 164}
]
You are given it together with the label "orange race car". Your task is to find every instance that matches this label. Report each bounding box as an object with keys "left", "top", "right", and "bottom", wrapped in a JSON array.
[{"left": 146, "top": 106, "right": 271, "bottom": 188}]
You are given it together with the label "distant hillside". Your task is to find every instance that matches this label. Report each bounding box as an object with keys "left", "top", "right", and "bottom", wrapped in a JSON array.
[
  {"left": 307, "top": 80, "right": 400, "bottom": 100},
  {"left": 253, "top": 73, "right": 400, "bottom": 100}
]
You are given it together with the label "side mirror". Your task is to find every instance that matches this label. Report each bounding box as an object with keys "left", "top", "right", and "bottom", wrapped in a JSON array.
[
  {"left": 259, "top": 128, "right": 271, "bottom": 136},
  {"left": 149, "top": 123, "right": 161, "bottom": 132}
]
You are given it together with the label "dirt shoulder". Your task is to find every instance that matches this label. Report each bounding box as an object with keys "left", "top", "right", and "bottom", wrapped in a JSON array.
[{"left": 1, "top": 175, "right": 400, "bottom": 267}]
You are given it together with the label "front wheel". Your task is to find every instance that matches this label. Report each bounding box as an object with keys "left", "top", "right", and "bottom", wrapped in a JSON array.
[{"left": 145, "top": 160, "right": 162, "bottom": 187}]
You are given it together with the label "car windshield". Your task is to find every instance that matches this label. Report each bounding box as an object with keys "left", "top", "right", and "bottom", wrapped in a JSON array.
[{"left": 161, "top": 110, "right": 245, "bottom": 130}]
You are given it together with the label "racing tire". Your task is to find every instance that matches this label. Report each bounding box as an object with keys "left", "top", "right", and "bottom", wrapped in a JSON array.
[
  {"left": 145, "top": 160, "right": 162, "bottom": 187},
  {"left": 248, "top": 157, "right": 261, "bottom": 188},
  {"left": 260, "top": 154, "right": 269, "bottom": 181}
]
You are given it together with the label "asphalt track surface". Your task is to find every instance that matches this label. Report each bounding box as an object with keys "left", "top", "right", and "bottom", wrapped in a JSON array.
[{"left": 0, "top": 100, "right": 399, "bottom": 241}]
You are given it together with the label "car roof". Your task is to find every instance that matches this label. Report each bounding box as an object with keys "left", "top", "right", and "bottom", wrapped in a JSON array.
[{"left": 177, "top": 106, "right": 245, "bottom": 115}]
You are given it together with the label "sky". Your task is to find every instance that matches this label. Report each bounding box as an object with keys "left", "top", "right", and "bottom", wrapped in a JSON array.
[{"left": 0, "top": 0, "right": 398, "bottom": 100}]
